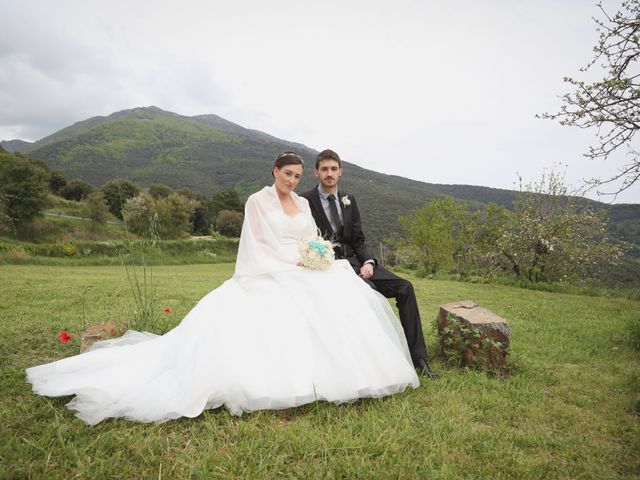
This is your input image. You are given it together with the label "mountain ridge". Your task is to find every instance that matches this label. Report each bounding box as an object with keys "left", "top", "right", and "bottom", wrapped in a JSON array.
[{"left": 1, "top": 139, "right": 33, "bottom": 152}]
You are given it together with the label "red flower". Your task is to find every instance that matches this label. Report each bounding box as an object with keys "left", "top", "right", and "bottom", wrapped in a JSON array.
[
  {"left": 163, "top": 308, "right": 173, "bottom": 313},
  {"left": 58, "top": 331, "right": 72, "bottom": 343}
]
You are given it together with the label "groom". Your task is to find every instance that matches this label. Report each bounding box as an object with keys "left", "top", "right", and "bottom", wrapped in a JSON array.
[{"left": 302, "top": 149, "right": 438, "bottom": 379}]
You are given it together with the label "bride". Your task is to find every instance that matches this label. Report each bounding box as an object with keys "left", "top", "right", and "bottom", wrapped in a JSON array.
[{"left": 26, "top": 152, "right": 419, "bottom": 425}]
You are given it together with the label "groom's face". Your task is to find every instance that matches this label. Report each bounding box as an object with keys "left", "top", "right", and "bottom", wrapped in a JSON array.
[{"left": 315, "top": 159, "right": 342, "bottom": 191}]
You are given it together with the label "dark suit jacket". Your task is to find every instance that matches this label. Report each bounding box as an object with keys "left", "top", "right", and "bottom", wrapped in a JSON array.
[{"left": 301, "top": 186, "right": 376, "bottom": 266}]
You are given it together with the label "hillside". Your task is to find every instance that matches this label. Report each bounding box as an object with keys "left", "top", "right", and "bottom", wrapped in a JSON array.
[{"left": 11, "top": 106, "right": 640, "bottom": 247}]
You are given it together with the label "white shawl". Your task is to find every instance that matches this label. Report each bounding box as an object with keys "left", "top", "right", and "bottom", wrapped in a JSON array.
[{"left": 234, "top": 185, "right": 317, "bottom": 277}]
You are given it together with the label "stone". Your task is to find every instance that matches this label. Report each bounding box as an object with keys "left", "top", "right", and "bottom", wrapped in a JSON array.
[
  {"left": 437, "top": 300, "right": 510, "bottom": 370},
  {"left": 80, "top": 320, "right": 120, "bottom": 352}
]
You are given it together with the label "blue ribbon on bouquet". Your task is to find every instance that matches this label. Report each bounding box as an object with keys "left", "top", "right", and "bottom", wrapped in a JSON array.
[{"left": 309, "top": 239, "right": 327, "bottom": 255}]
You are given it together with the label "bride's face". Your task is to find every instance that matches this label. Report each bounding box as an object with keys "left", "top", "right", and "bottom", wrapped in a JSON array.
[{"left": 273, "top": 164, "right": 303, "bottom": 194}]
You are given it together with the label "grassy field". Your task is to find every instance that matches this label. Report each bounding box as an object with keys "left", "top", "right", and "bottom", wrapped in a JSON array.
[{"left": 1, "top": 264, "right": 639, "bottom": 479}]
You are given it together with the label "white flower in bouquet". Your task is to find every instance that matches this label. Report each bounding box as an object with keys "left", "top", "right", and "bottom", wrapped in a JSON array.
[{"left": 298, "top": 236, "right": 335, "bottom": 271}]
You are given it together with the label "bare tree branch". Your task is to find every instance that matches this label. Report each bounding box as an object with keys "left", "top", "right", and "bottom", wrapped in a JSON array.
[{"left": 538, "top": 0, "right": 640, "bottom": 195}]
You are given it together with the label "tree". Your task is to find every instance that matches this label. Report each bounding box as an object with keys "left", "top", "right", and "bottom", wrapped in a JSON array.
[
  {"left": 539, "top": 1, "right": 640, "bottom": 196},
  {"left": 0, "top": 152, "right": 49, "bottom": 225},
  {"left": 454, "top": 203, "right": 512, "bottom": 277},
  {"left": 83, "top": 191, "right": 110, "bottom": 226},
  {"left": 394, "top": 170, "right": 623, "bottom": 284},
  {"left": 154, "top": 193, "right": 196, "bottom": 239},
  {"left": 177, "top": 188, "right": 204, "bottom": 201},
  {"left": 60, "top": 179, "right": 94, "bottom": 201},
  {"left": 498, "top": 170, "right": 624, "bottom": 283},
  {"left": 48, "top": 170, "right": 68, "bottom": 195},
  {"left": 122, "top": 193, "right": 155, "bottom": 238},
  {"left": 215, "top": 210, "right": 244, "bottom": 237},
  {"left": 102, "top": 179, "right": 140, "bottom": 219},
  {"left": 209, "top": 188, "right": 243, "bottom": 228},
  {"left": 396, "top": 197, "right": 463, "bottom": 274},
  {"left": 148, "top": 183, "right": 173, "bottom": 199},
  {"left": 123, "top": 192, "right": 197, "bottom": 239},
  {"left": 0, "top": 192, "right": 13, "bottom": 232},
  {"left": 190, "top": 202, "right": 210, "bottom": 236}
]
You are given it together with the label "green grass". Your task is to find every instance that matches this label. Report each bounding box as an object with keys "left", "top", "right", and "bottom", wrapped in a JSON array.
[
  {"left": 44, "top": 194, "right": 99, "bottom": 218},
  {"left": 0, "top": 235, "right": 239, "bottom": 267},
  {"left": 7, "top": 215, "right": 131, "bottom": 244},
  {"left": 1, "top": 265, "right": 639, "bottom": 478}
]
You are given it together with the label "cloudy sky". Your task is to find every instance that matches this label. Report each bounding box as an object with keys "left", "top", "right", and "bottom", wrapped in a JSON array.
[{"left": 2, "top": 0, "right": 638, "bottom": 203}]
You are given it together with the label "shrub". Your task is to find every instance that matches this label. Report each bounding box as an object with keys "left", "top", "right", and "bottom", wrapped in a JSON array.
[
  {"left": 0, "top": 152, "right": 49, "bottom": 225},
  {"left": 82, "top": 192, "right": 110, "bottom": 225},
  {"left": 123, "top": 193, "right": 197, "bottom": 239},
  {"left": 102, "top": 179, "right": 140, "bottom": 219},
  {"left": 215, "top": 210, "right": 244, "bottom": 237},
  {"left": 60, "top": 179, "right": 95, "bottom": 201}
]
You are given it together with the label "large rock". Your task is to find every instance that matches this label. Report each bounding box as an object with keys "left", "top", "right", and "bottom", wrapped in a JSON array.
[
  {"left": 80, "top": 321, "right": 120, "bottom": 352},
  {"left": 437, "top": 300, "right": 510, "bottom": 370}
]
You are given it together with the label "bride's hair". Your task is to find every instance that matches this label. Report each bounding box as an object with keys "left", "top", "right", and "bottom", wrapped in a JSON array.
[{"left": 273, "top": 152, "right": 304, "bottom": 177}]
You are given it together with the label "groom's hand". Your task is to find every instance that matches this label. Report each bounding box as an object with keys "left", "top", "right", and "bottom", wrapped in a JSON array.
[{"left": 359, "top": 263, "right": 374, "bottom": 279}]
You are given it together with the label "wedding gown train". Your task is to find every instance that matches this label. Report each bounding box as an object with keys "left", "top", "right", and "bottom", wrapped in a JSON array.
[{"left": 26, "top": 187, "right": 419, "bottom": 425}]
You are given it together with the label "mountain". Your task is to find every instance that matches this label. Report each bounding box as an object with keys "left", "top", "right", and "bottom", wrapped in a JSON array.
[
  {"left": 1, "top": 139, "right": 33, "bottom": 152},
  {"left": 22, "top": 106, "right": 314, "bottom": 196},
  {"left": 18, "top": 106, "right": 640, "bottom": 247}
]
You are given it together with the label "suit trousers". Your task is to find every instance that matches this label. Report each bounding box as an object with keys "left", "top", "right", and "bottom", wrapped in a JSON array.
[{"left": 346, "top": 257, "right": 428, "bottom": 365}]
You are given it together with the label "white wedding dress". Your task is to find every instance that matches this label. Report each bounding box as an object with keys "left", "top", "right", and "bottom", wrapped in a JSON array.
[{"left": 26, "top": 186, "right": 419, "bottom": 425}]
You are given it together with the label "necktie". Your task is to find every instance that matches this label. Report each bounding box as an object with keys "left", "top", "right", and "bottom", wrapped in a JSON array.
[{"left": 327, "top": 194, "right": 343, "bottom": 234}]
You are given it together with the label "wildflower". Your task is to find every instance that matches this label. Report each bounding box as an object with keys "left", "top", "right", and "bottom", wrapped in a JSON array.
[
  {"left": 58, "top": 331, "right": 72, "bottom": 343},
  {"left": 163, "top": 307, "right": 173, "bottom": 313}
]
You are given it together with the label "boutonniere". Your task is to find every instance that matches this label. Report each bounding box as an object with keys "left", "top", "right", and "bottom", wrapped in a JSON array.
[{"left": 341, "top": 195, "right": 351, "bottom": 207}]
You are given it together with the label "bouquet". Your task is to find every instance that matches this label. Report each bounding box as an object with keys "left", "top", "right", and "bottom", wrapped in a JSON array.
[{"left": 298, "top": 236, "right": 335, "bottom": 271}]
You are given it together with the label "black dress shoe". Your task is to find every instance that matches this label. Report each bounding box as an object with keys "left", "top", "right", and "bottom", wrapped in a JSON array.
[{"left": 416, "top": 358, "right": 439, "bottom": 380}]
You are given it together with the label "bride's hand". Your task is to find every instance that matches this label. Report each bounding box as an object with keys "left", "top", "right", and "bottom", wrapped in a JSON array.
[{"left": 296, "top": 261, "right": 305, "bottom": 267}]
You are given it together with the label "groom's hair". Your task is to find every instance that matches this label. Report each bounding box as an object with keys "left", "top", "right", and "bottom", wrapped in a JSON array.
[{"left": 315, "top": 149, "right": 342, "bottom": 169}]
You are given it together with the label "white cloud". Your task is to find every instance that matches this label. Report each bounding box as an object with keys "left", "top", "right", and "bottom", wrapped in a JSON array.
[{"left": 0, "top": 0, "right": 637, "bottom": 202}]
